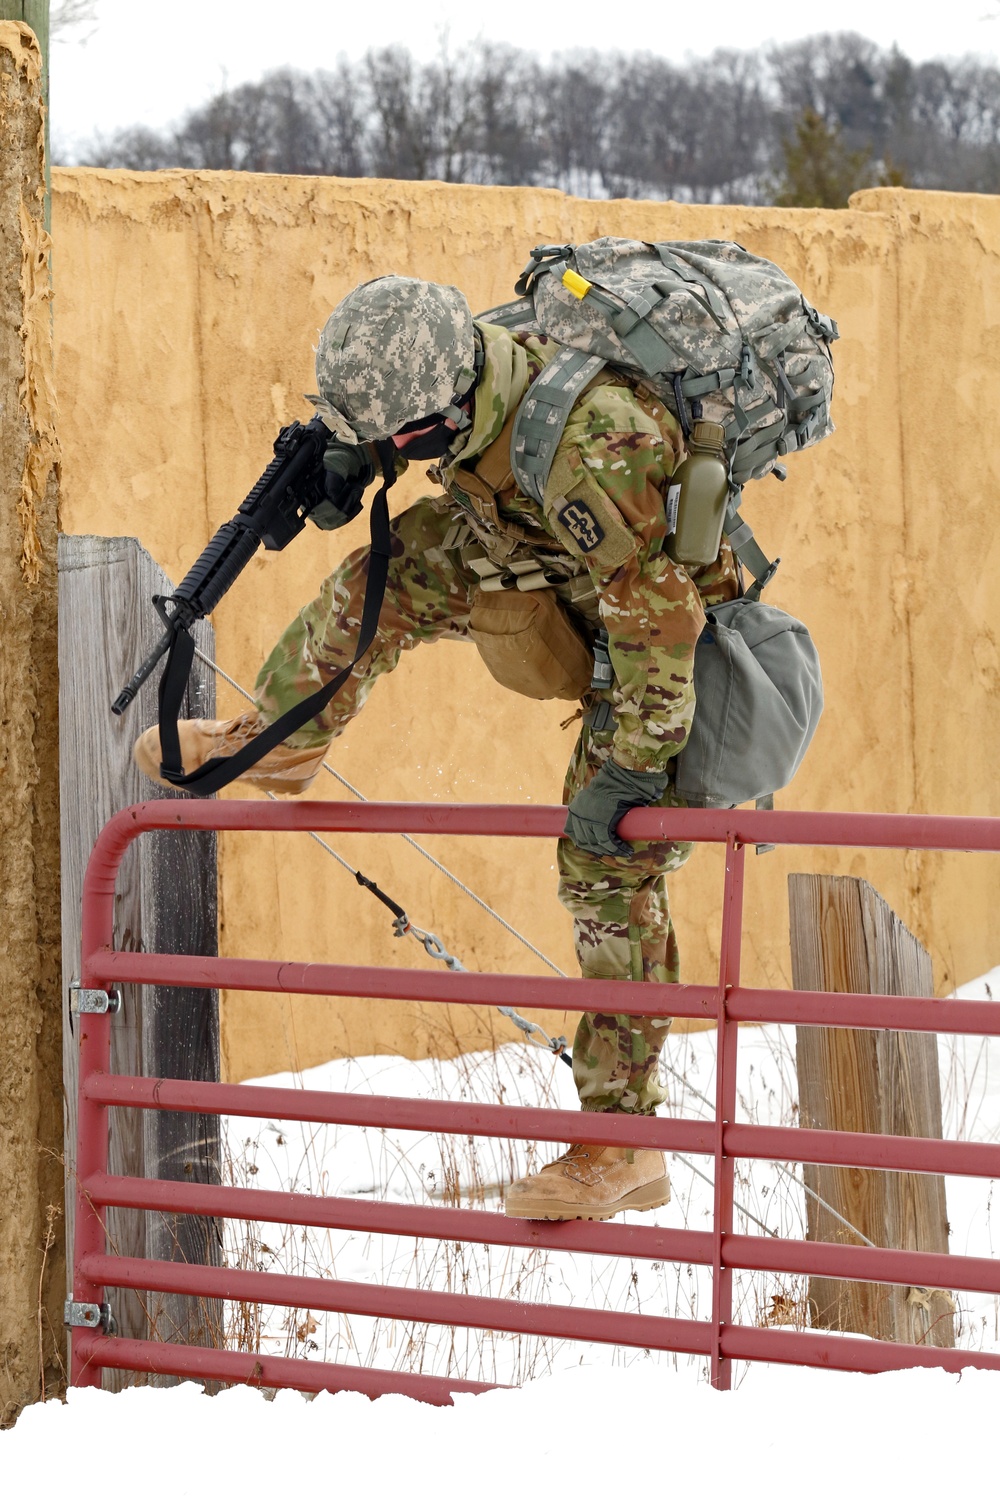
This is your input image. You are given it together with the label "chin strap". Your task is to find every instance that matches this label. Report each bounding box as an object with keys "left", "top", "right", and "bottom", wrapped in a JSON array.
[{"left": 157, "top": 441, "right": 397, "bottom": 797}]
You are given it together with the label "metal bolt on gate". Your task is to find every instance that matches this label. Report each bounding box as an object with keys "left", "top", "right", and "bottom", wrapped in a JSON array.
[{"left": 69, "top": 801, "right": 1000, "bottom": 1401}]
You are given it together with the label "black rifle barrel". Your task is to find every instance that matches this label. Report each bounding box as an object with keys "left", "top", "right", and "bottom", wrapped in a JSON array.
[{"left": 110, "top": 630, "right": 175, "bottom": 716}]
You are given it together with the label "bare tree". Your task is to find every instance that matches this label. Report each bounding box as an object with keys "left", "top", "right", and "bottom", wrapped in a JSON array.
[
  {"left": 461, "top": 43, "right": 544, "bottom": 187},
  {"left": 72, "top": 34, "right": 1000, "bottom": 204},
  {"left": 308, "top": 63, "right": 371, "bottom": 178}
]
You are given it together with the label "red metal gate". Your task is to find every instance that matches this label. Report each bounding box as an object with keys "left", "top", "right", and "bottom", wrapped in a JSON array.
[{"left": 69, "top": 800, "right": 1000, "bottom": 1401}]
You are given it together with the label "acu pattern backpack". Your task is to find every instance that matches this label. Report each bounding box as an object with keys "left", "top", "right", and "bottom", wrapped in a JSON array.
[{"left": 481, "top": 238, "right": 836, "bottom": 808}]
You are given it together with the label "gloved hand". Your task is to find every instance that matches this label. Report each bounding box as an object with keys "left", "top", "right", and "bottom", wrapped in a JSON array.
[
  {"left": 564, "top": 759, "right": 669, "bottom": 858},
  {"left": 309, "top": 440, "right": 375, "bottom": 531}
]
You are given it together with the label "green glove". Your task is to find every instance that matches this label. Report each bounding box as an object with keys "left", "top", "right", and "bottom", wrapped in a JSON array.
[
  {"left": 309, "top": 441, "right": 375, "bottom": 531},
  {"left": 564, "top": 759, "right": 669, "bottom": 858}
]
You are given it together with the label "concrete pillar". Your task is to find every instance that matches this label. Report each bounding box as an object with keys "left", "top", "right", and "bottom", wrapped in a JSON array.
[{"left": 0, "top": 19, "right": 63, "bottom": 1423}]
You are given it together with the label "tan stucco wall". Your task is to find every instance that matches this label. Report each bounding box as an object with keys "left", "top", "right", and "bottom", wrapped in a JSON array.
[{"left": 49, "top": 170, "right": 1000, "bottom": 1082}]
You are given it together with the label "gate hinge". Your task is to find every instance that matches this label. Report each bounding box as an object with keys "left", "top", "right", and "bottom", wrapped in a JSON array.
[
  {"left": 69, "top": 986, "right": 122, "bottom": 1016},
  {"left": 64, "top": 1300, "right": 117, "bottom": 1335}
]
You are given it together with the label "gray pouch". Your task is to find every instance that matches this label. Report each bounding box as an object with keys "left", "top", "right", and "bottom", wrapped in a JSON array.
[{"left": 674, "top": 598, "right": 823, "bottom": 809}]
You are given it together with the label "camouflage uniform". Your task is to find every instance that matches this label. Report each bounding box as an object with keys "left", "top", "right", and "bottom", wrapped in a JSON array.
[{"left": 256, "top": 320, "right": 738, "bottom": 1114}]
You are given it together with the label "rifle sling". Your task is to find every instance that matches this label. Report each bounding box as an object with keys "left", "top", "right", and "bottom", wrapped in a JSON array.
[{"left": 157, "top": 442, "right": 397, "bottom": 798}]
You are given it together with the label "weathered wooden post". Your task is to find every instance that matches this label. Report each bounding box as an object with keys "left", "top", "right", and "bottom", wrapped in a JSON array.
[
  {"left": 0, "top": 16, "right": 63, "bottom": 1424},
  {"left": 0, "top": 4, "right": 50, "bottom": 225},
  {"left": 59, "top": 535, "right": 222, "bottom": 1386},
  {"left": 789, "top": 873, "right": 955, "bottom": 1347}
]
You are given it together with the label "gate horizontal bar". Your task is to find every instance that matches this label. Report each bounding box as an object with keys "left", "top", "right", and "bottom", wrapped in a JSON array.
[
  {"left": 81, "top": 1253, "right": 713, "bottom": 1355},
  {"left": 88, "top": 1172, "right": 1000, "bottom": 1290},
  {"left": 83, "top": 951, "right": 714, "bottom": 1019},
  {"left": 81, "top": 952, "right": 1000, "bottom": 1040},
  {"left": 82, "top": 1074, "right": 715, "bottom": 1154},
  {"left": 726, "top": 1231, "right": 1000, "bottom": 1295},
  {"left": 70, "top": 1331, "right": 498, "bottom": 1402},
  {"left": 721, "top": 1324, "right": 1000, "bottom": 1375},
  {"left": 88, "top": 1170, "right": 1000, "bottom": 1290},
  {"left": 83, "top": 1076, "right": 1000, "bottom": 1180},
  {"left": 729, "top": 987, "right": 1000, "bottom": 1037},
  {"left": 85, "top": 1172, "right": 716, "bottom": 1265},
  {"left": 728, "top": 1122, "right": 1000, "bottom": 1178},
  {"left": 87, "top": 799, "right": 1000, "bottom": 855}
]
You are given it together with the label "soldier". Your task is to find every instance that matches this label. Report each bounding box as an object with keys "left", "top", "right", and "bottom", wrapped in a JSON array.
[{"left": 134, "top": 275, "right": 740, "bottom": 1222}]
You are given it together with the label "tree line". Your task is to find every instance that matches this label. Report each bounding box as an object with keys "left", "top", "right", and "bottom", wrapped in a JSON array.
[{"left": 72, "top": 32, "right": 1000, "bottom": 207}]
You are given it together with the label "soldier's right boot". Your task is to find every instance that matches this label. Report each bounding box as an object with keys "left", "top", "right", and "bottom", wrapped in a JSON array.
[
  {"left": 132, "top": 710, "right": 329, "bottom": 795},
  {"left": 504, "top": 1143, "right": 670, "bottom": 1222}
]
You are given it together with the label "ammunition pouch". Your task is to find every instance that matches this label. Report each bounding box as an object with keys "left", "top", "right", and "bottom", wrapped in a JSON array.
[{"left": 468, "top": 584, "right": 594, "bottom": 701}]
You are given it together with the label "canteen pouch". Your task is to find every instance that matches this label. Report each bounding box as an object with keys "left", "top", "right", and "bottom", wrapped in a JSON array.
[
  {"left": 673, "top": 597, "right": 823, "bottom": 808},
  {"left": 468, "top": 586, "right": 593, "bottom": 701}
]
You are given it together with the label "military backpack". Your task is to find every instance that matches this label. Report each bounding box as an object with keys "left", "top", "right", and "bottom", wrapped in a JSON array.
[
  {"left": 482, "top": 236, "right": 838, "bottom": 599},
  {"left": 481, "top": 237, "right": 836, "bottom": 807}
]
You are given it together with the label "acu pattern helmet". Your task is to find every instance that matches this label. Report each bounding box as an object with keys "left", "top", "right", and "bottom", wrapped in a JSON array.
[{"left": 312, "top": 275, "right": 478, "bottom": 444}]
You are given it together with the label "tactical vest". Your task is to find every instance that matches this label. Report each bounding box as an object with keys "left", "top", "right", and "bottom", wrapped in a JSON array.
[{"left": 445, "top": 407, "right": 566, "bottom": 566}]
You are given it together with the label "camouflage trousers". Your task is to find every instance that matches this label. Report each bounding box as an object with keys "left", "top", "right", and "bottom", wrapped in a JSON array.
[
  {"left": 560, "top": 726, "right": 691, "bottom": 1114},
  {"left": 255, "top": 500, "right": 691, "bottom": 1116}
]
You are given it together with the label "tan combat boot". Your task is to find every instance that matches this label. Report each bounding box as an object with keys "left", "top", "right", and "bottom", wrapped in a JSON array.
[
  {"left": 132, "top": 710, "right": 330, "bottom": 795},
  {"left": 504, "top": 1143, "right": 670, "bottom": 1222}
]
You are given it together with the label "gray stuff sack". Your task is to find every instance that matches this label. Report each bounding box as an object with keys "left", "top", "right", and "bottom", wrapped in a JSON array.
[{"left": 673, "top": 598, "right": 823, "bottom": 809}]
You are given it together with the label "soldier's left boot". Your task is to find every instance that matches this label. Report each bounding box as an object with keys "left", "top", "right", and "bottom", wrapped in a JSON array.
[
  {"left": 132, "top": 710, "right": 329, "bottom": 795},
  {"left": 504, "top": 1143, "right": 670, "bottom": 1222}
]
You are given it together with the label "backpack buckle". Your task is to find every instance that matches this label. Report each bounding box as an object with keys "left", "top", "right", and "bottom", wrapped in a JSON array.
[
  {"left": 515, "top": 245, "right": 574, "bottom": 296},
  {"left": 745, "top": 555, "right": 781, "bottom": 601}
]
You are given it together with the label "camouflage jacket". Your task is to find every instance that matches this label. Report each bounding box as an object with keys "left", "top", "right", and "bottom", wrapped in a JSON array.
[{"left": 402, "top": 321, "right": 739, "bottom": 775}]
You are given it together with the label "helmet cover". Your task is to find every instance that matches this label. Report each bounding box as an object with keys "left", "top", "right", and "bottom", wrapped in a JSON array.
[{"left": 312, "top": 275, "right": 476, "bottom": 442}]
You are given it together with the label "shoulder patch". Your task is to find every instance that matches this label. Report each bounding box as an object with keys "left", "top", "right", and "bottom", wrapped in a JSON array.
[
  {"left": 560, "top": 500, "right": 605, "bottom": 553},
  {"left": 544, "top": 448, "right": 638, "bottom": 571}
]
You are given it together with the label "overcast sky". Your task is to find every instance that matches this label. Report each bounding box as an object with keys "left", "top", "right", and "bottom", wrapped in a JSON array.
[{"left": 50, "top": 0, "right": 1000, "bottom": 157}]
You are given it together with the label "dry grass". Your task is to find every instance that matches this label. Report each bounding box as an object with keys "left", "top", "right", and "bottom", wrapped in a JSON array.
[
  {"left": 218, "top": 1036, "right": 567, "bottom": 1387},
  {"left": 43, "top": 1012, "right": 998, "bottom": 1396},
  {"left": 214, "top": 1023, "right": 824, "bottom": 1387}
]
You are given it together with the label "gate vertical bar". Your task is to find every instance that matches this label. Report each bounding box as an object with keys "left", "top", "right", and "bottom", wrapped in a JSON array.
[
  {"left": 71, "top": 1001, "right": 111, "bottom": 1387},
  {"left": 710, "top": 835, "right": 745, "bottom": 1389},
  {"left": 70, "top": 841, "right": 119, "bottom": 1387}
]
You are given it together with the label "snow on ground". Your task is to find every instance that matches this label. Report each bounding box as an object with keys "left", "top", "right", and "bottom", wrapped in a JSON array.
[
  {"left": 5, "top": 1363, "right": 1000, "bottom": 1499},
  {"left": 216, "top": 964, "right": 1000, "bottom": 1386},
  {"left": 222, "top": 1029, "right": 777, "bottom": 1387},
  {"left": 4, "top": 971, "right": 997, "bottom": 1491}
]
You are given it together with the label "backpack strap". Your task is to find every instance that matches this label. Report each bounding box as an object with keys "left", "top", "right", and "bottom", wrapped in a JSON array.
[
  {"left": 506, "top": 337, "right": 782, "bottom": 600},
  {"left": 476, "top": 297, "right": 537, "bottom": 331},
  {"left": 509, "top": 346, "right": 607, "bottom": 504},
  {"left": 728, "top": 406, "right": 784, "bottom": 484},
  {"left": 723, "top": 491, "right": 780, "bottom": 601}
]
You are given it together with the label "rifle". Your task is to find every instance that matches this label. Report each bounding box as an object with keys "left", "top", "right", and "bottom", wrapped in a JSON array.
[
  {"left": 112, "top": 415, "right": 392, "bottom": 797},
  {"left": 113, "top": 416, "right": 354, "bottom": 716}
]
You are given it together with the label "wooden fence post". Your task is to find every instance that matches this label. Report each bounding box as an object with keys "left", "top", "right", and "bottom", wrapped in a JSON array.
[
  {"left": 59, "top": 534, "right": 222, "bottom": 1385},
  {"left": 789, "top": 873, "right": 955, "bottom": 1347}
]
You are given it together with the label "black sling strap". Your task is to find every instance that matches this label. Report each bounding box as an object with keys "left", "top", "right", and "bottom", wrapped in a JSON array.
[{"left": 156, "top": 443, "right": 397, "bottom": 798}]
